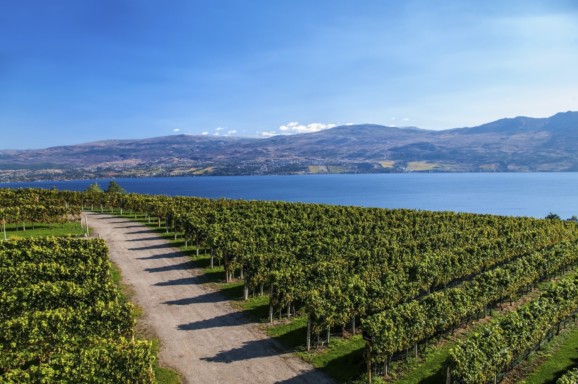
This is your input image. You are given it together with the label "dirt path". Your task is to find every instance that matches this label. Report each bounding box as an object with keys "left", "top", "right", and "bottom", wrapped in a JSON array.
[{"left": 86, "top": 213, "right": 334, "bottom": 384}]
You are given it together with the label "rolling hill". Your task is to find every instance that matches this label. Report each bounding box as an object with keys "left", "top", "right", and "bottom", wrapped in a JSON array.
[{"left": 1, "top": 111, "right": 577, "bottom": 181}]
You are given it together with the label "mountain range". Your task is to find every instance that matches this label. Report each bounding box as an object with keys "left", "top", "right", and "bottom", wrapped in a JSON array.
[{"left": 1, "top": 111, "right": 578, "bottom": 182}]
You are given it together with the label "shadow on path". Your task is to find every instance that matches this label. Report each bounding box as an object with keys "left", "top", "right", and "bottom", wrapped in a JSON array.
[
  {"left": 126, "top": 229, "right": 157, "bottom": 235},
  {"left": 92, "top": 216, "right": 115, "bottom": 220},
  {"left": 138, "top": 252, "right": 184, "bottom": 261},
  {"left": 104, "top": 220, "right": 133, "bottom": 224},
  {"left": 145, "top": 260, "right": 195, "bottom": 273},
  {"left": 128, "top": 236, "right": 168, "bottom": 242},
  {"left": 178, "top": 312, "right": 249, "bottom": 331},
  {"left": 130, "top": 243, "right": 175, "bottom": 251},
  {"left": 200, "top": 339, "right": 284, "bottom": 363},
  {"left": 163, "top": 290, "right": 227, "bottom": 305},
  {"left": 274, "top": 370, "right": 334, "bottom": 384},
  {"left": 154, "top": 276, "right": 206, "bottom": 286}
]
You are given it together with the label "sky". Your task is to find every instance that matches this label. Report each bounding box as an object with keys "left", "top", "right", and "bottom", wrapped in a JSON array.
[{"left": 1, "top": 1, "right": 578, "bottom": 149}]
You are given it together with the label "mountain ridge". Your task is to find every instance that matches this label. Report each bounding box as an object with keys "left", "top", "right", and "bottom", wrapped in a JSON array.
[{"left": 1, "top": 111, "right": 577, "bottom": 181}]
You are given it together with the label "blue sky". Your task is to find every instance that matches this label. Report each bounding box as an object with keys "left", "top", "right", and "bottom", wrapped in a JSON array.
[{"left": 1, "top": 1, "right": 577, "bottom": 149}]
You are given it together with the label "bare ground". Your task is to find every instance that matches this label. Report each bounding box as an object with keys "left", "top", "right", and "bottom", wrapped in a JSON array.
[{"left": 86, "top": 213, "right": 334, "bottom": 384}]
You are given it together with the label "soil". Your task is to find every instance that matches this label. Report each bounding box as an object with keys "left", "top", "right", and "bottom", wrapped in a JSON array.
[{"left": 86, "top": 213, "right": 334, "bottom": 384}]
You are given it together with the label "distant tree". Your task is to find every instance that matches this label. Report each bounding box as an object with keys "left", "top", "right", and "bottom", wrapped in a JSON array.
[
  {"left": 545, "top": 212, "right": 561, "bottom": 220},
  {"left": 567, "top": 215, "right": 578, "bottom": 222},
  {"left": 106, "top": 180, "right": 125, "bottom": 194},
  {"left": 85, "top": 182, "right": 103, "bottom": 193}
]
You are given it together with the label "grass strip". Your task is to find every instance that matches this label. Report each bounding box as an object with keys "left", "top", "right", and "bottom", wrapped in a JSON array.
[
  {"left": 3, "top": 221, "right": 85, "bottom": 238},
  {"left": 520, "top": 320, "right": 578, "bottom": 384}
]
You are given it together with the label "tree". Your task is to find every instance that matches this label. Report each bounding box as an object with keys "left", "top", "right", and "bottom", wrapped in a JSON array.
[
  {"left": 545, "top": 212, "right": 561, "bottom": 220},
  {"left": 85, "top": 182, "right": 103, "bottom": 193},
  {"left": 106, "top": 180, "right": 126, "bottom": 194}
]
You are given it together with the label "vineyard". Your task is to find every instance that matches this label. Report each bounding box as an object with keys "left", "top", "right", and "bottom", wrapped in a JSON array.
[
  {"left": 0, "top": 237, "right": 154, "bottom": 383},
  {"left": 2, "top": 187, "right": 578, "bottom": 383},
  {"left": 0, "top": 188, "right": 157, "bottom": 383}
]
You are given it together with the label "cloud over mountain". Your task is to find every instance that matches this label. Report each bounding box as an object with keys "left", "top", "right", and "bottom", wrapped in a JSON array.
[{"left": 279, "top": 122, "right": 337, "bottom": 134}]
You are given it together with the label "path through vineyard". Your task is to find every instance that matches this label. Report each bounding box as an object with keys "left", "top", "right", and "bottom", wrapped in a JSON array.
[{"left": 87, "top": 213, "right": 334, "bottom": 384}]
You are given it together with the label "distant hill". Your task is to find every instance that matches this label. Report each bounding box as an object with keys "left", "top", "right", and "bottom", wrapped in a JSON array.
[{"left": 1, "top": 111, "right": 578, "bottom": 181}]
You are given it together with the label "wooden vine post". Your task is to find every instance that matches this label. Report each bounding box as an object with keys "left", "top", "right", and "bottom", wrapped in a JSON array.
[
  {"left": 363, "top": 330, "right": 373, "bottom": 383},
  {"left": 306, "top": 314, "right": 312, "bottom": 351}
]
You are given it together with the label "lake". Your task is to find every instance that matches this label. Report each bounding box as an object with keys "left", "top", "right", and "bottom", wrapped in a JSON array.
[{"left": 1, "top": 173, "right": 576, "bottom": 219}]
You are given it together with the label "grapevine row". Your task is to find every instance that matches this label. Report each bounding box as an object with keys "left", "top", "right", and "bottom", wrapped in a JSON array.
[
  {"left": 362, "top": 240, "right": 578, "bottom": 372},
  {"left": 557, "top": 369, "right": 578, "bottom": 384},
  {"left": 1, "top": 337, "right": 154, "bottom": 384},
  {"left": 0, "top": 237, "right": 154, "bottom": 383},
  {"left": 1, "top": 300, "right": 134, "bottom": 370},
  {"left": 447, "top": 276, "right": 578, "bottom": 383}
]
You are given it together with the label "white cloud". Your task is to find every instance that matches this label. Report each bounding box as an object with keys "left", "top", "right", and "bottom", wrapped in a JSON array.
[
  {"left": 260, "top": 122, "right": 339, "bottom": 137},
  {"left": 216, "top": 127, "right": 224, "bottom": 131},
  {"left": 201, "top": 132, "right": 209, "bottom": 135},
  {"left": 173, "top": 128, "right": 180, "bottom": 132},
  {"left": 278, "top": 122, "right": 337, "bottom": 134},
  {"left": 224, "top": 130, "right": 237, "bottom": 136},
  {"left": 260, "top": 131, "right": 280, "bottom": 137}
]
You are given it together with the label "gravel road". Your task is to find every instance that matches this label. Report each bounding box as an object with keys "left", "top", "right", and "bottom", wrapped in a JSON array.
[{"left": 86, "top": 213, "right": 334, "bottom": 384}]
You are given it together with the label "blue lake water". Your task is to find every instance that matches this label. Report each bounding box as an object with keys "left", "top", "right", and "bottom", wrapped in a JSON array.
[{"left": 1, "top": 173, "right": 577, "bottom": 219}]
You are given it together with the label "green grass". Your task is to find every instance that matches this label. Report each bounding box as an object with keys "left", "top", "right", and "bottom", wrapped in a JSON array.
[
  {"left": 153, "top": 367, "right": 181, "bottom": 384},
  {"left": 236, "top": 294, "right": 270, "bottom": 320},
  {"left": 298, "top": 335, "right": 366, "bottom": 383},
  {"left": 3, "top": 221, "right": 86, "bottom": 239},
  {"left": 268, "top": 316, "right": 308, "bottom": 349},
  {"left": 522, "top": 321, "right": 578, "bottom": 384},
  {"left": 394, "top": 343, "right": 451, "bottom": 384},
  {"left": 151, "top": 339, "right": 182, "bottom": 384}
]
